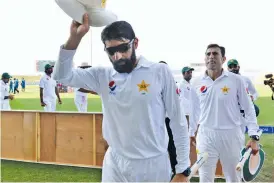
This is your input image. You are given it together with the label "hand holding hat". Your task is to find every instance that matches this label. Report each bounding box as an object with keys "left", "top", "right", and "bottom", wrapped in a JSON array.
[
  {"left": 55, "top": 0, "right": 117, "bottom": 27},
  {"left": 64, "top": 13, "right": 90, "bottom": 50}
]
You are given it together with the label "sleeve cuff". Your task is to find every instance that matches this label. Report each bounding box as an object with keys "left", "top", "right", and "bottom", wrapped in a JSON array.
[
  {"left": 59, "top": 45, "right": 77, "bottom": 59},
  {"left": 175, "top": 164, "right": 190, "bottom": 174},
  {"left": 247, "top": 126, "right": 260, "bottom": 136}
]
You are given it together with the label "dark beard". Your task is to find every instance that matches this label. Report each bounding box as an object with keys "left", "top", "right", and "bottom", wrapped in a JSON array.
[
  {"left": 231, "top": 70, "right": 239, "bottom": 74},
  {"left": 45, "top": 70, "right": 52, "bottom": 75},
  {"left": 110, "top": 49, "right": 137, "bottom": 73}
]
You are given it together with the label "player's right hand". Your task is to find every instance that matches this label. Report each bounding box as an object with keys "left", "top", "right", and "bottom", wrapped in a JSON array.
[
  {"left": 41, "top": 101, "right": 47, "bottom": 107},
  {"left": 9, "top": 95, "right": 14, "bottom": 100},
  {"left": 64, "top": 13, "right": 90, "bottom": 50}
]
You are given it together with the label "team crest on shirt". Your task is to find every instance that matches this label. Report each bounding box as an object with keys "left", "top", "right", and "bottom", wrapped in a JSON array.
[
  {"left": 221, "top": 86, "right": 230, "bottom": 94},
  {"left": 137, "top": 80, "right": 150, "bottom": 95},
  {"left": 109, "top": 81, "right": 116, "bottom": 95},
  {"left": 200, "top": 86, "right": 207, "bottom": 94}
]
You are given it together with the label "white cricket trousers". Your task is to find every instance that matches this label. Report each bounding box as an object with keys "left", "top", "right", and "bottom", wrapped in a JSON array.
[
  {"left": 43, "top": 100, "right": 56, "bottom": 112},
  {"left": 197, "top": 126, "right": 245, "bottom": 182},
  {"left": 102, "top": 147, "right": 172, "bottom": 182},
  {"left": 74, "top": 96, "right": 88, "bottom": 112}
]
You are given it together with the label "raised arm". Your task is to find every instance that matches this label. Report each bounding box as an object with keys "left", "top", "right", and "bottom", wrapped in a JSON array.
[{"left": 52, "top": 13, "right": 101, "bottom": 94}]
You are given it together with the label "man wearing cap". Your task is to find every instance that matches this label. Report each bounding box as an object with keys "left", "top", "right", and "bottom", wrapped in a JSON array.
[
  {"left": 74, "top": 63, "right": 97, "bottom": 112},
  {"left": 192, "top": 44, "right": 260, "bottom": 182},
  {"left": 39, "top": 64, "right": 62, "bottom": 112},
  {"left": 53, "top": 14, "right": 190, "bottom": 182},
  {"left": 1, "top": 73, "right": 14, "bottom": 110},
  {"left": 179, "top": 66, "right": 200, "bottom": 137},
  {"left": 227, "top": 59, "right": 260, "bottom": 134},
  {"left": 178, "top": 66, "right": 200, "bottom": 165},
  {"left": 227, "top": 59, "right": 259, "bottom": 101}
]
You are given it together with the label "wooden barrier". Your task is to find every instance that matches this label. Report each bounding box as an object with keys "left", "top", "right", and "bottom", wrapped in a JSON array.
[{"left": 0, "top": 110, "right": 224, "bottom": 177}]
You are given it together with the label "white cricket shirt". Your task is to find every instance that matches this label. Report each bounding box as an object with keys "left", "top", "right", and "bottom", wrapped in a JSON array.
[
  {"left": 178, "top": 79, "right": 201, "bottom": 137},
  {"left": 74, "top": 88, "right": 88, "bottom": 97},
  {"left": 192, "top": 71, "right": 260, "bottom": 136},
  {"left": 241, "top": 75, "right": 259, "bottom": 101},
  {"left": 39, "top": 74, "right": 57, "bottom": 101},
  {"left": 53, "top": 46, "right": 190, "bottom": 173},
  {"left": 0, "top": 80, "right": 9, "bottom": 105}
]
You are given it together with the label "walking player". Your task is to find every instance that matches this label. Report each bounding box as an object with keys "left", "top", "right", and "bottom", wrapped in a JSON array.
[
  {"left": 53, "top": 14, "right": 190, "bottom": 182},
  {"left": 39, "top": 64, "right": 62, "bottom": 112},
  {"left": 1, "top": 72, "right": 14, "bottom": 110},
  {"left": 74, "top": 62, "right": 97, "bottom": 112},
  {"left": 193, "top": 44, "right": 261, "bottom": 182}
]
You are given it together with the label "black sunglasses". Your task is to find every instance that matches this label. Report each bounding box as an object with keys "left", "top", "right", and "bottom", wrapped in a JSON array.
[{"left": 105, "top": 39, "right": 134, "bottom": 56}]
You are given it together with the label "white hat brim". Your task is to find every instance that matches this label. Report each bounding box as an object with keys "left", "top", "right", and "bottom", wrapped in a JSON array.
[{"left": 55, "top": 0, "right": 117, "bottom": 27}]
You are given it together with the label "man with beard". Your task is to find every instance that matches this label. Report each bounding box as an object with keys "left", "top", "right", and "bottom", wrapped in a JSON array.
[
  {"left": 179, "top": 67, "right": 200, "bottom": 140},
  {"left": 227, "top": 59, "right": 259, "bottom": 101},
  {"left": 39, "top": 64, "right": 62, "bottom": 112},
  {"left": 53, "top": 14, "right": 190, "bottom": 182},
  {"left": 227, "top": 59, "right": 260, "bottom": 135},
  {"left": 192, "top": 44, "right": 260, "bottom": 182},
  {"left": 178, "top": 66, "right": 200, "bottom": 167},
  {"left": 1, "top": 72, "right": 14, "bottom": 110}
]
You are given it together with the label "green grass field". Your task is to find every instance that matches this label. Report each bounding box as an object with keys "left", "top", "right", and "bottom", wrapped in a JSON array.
[{"left": 1, "top": 85, "right": 274, "bottom": 182}]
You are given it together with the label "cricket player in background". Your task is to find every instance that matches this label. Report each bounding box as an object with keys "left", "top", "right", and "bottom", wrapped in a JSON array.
[
  {"left": 227, "top": 59, "right": 259, "bottom": 101},
  {"left": 9, "top": 78, "right": 14, "bottom": 93},
  {"left": 39, "top": 64, "right": 62, "bottom": 112},
  {"left": 1, "top": 72, "right": 14, "bottom": 110},
  {"left": 178, "top": 66, "right": 200, "bottom": 141},
  {"left": 74, "top": 62, "right": 97, "bottom": 112},
  {"left": 53, "top": 14, "right": 190, "bottom": 182},
  {"left": 13, "top": 78, "right": 19, "bottom": 94},
  {"left": 193, "top": 44, "right": 261, "bottom": 182},
  {"left": 21, "top": 78, "right": 26, "bottom": 92},
  {"left": 227, "top": 59, "right": 260, "bottom": 134}
]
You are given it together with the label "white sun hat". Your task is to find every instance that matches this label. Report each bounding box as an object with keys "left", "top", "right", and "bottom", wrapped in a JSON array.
[
  {"left": 78, "top": 62, "right": 92, "bottom": 68},
  {"left": 55, "top": 0, "right": 118, "bottom": 27}
]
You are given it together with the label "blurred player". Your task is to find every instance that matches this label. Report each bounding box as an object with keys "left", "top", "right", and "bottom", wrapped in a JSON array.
[
  {"left": 227, "top": 59, "right": 260, "bottom": 133},
  {"left": 192, "top": 44, "right": 261, "bottom": 182},
  {"left": 1, "top": 72, "right": 14, "bottom": 110},
  {"left": 39, "top": 64, "right": 62, "bottom": 112},
  {"left": 53, "top": 14, "right": 190, "bottom": 182},
  {"left": 178, "top": 66, "right": 200, "bottom": 141},
  {"left": 21, "top": 78, "right": 26, "bottom": 92},
  {"left": 227, "top": 59, "right": 259, "bottom": 101},
  {"left": 74, "top": 62, "right": 97, "bottom": 112}
]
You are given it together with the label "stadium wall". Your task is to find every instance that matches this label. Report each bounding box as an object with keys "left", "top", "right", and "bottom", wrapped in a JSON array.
[{"left": 0, "top": 110, "right": 224, "bottom": 178}]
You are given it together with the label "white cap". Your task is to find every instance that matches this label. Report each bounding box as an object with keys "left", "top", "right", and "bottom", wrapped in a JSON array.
[{"left": 55, "top": 0, "right": 118, "bottom": 27}]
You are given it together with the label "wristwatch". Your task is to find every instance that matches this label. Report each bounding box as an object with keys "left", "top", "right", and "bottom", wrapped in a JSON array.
[
  {"left": 181, "top": 167, "right": 191, "bottom": 177},
  {"left": 250, "top": 135, "right": 260, "bottom": 141}
]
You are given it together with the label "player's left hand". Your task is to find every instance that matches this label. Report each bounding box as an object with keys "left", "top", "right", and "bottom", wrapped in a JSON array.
[
  {"left": 58, "top": 99, "right": 62, "bottom": 104},
  {"left": 246, "top": 139, "right": 259, "bottom": 155},
  {"left": 171, "top": 174, "right": 189, "bottom": 182}
]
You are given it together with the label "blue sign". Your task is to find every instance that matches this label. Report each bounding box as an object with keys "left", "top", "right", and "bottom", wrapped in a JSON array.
[{"left": 245, "top": 126, "right": 274, "bottom": 134}]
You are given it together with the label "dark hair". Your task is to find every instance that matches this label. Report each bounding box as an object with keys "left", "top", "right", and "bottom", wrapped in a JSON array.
[
  {"left": 206, "top": 44, "right": 225, "bottom": 57},
  {"left": 159, "top": 61, "right": 167, "bottom": 64},
  {"left": 101, "top": 21, "right": 136, "bottom": 45}
]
